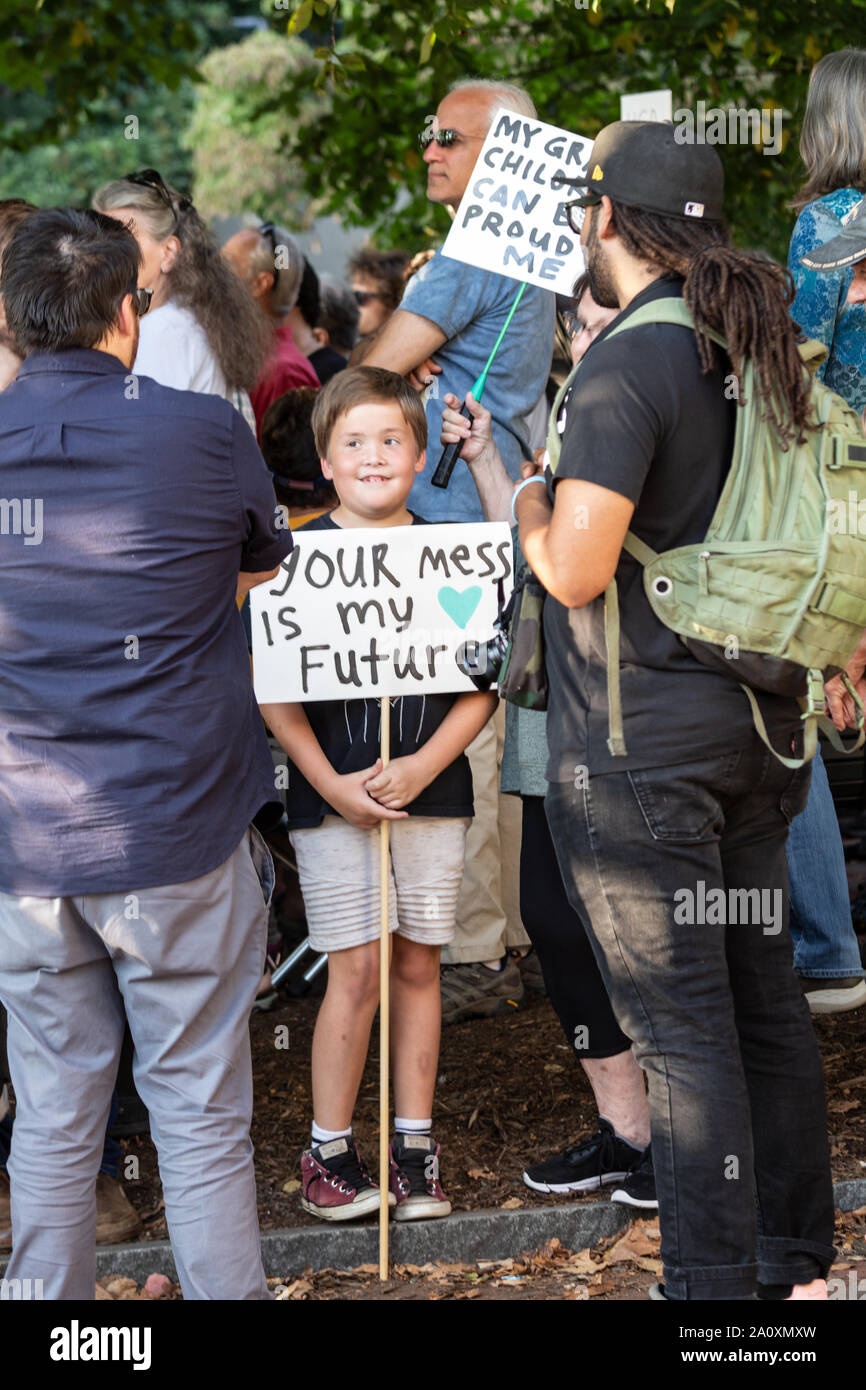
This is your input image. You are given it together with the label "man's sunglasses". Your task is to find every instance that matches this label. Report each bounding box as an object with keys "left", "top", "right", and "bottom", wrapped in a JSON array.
[
  {"left": 258, "top": 221, "right": 282, "bottom": 288},
  {"left": 128, "top": 287, "right": 153, "bottom": 317},
  {"left": 418, "top": 128, "right": 459, "bottom": 150},
  {"left": 123, "top": 168, "right": 191, "bottom": 231}
]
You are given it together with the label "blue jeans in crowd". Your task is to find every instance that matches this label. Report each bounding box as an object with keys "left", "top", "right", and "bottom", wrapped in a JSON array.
[
  {"left": 0, "top": 1090, "right": 121, "bottom": 1180},
  {"left": 546, "top": 741, "right": 836, "bottom": 1300},
  {"left": 787, "top": 745, "right": 864, "bottom": 979}
]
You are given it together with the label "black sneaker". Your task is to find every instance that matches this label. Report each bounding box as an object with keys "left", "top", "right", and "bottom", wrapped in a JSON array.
[
  {"left": 610, "top": 1146, "right": 658, "bottom": 1209},
  {"left": 522, "top": 1119, "right": 642, "bottom": 1194}
]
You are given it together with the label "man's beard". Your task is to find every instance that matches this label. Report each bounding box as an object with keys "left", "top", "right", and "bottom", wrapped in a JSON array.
[{"left": 583, "top": 214, "right": 619, "bottom": 310}]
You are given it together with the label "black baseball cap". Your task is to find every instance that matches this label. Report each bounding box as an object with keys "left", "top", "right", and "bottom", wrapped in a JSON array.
[
  {"left": 567, "top": 120, "right": 725, "bottom": 223},
  {"left": 800, "top": 196, "right": 866, "bottom": 272}
]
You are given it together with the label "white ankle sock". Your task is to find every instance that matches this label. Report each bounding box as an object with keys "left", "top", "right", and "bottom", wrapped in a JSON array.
[
  {"left": 394, "top": 1116, "right": 432, "bottom": 1136},
  {"left": 311, "top": 1121, "right": 352, "bottom": 1147}
]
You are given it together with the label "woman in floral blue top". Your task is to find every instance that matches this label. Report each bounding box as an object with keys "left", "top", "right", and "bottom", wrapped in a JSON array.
[
  {"left": 788, "top": 49, "right": 866, "bottom": 415},
  {"left": 783, "top": 48, "right": 866, "bottom": 1015}
]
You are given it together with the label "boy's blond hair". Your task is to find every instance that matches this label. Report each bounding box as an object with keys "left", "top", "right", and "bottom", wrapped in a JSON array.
[{"left": 311, "top": 365, "right": 428, "bottom": 459}]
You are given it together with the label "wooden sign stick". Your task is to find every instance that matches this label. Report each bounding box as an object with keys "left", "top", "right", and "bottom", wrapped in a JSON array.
[{"left": 378, "top": 695, "right": 391, "bottom": 1281}]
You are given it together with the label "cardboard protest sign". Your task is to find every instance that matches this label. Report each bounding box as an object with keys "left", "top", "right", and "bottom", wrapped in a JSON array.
[
  {"left": 251, "top": 522, "right": 513, "bottom": 703},
  {"left": 440, "top": 108, "right": 593, "bottom": 296},
  {"left": 620, "top": 90, "right": 673, "bottom": 123}
]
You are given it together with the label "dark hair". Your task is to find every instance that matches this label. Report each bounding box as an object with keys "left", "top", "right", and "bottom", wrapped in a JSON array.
[
  {"left": 317, "top": 275, "right": 359, "bottom": 355},
  {"left": 296, "top": 257, "right": 320, "bottom": 330},
  {"left": 0, "top": 199, "right": 37, "bottom": 259},
  {"left": 570, "top": 270, "right": 589, "bottom": 305},
  {"left": 608, "top": 200, "right": 815, "bottom": 446},
  {"left": 1, "top": 207, "right": 140, "bottom": 356},
  {"left": 348, "top": 247, "right": 412, "bottom": 311},
  {"left": 92, "top": 176, "right": 270, "bottom": 392},
  {"left": 261, "top": 387, "right": 338, "bottom": 510},
  {"left": 311, "top": 365, "right": 427, "bottom": 458}
]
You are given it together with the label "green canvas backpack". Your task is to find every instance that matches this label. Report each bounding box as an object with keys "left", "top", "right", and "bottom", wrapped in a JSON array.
[{"left": 546, "top": 297, "right": 866, "bottom": 767}]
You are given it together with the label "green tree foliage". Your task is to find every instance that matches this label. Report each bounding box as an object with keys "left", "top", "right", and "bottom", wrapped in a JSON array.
[
  {"left": 187, "top": 30, "right": 329, "bottom": 224},
  {"left": 0, "top": 2, "right": 253, "bottom": 206},
  {"left": 271, "top": 0, "right": 866, "bottom": 260}
]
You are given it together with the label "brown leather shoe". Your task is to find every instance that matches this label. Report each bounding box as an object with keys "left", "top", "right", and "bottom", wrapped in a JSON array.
[
  {"left": 0, "top": 1169, "right": 11, "bottom": 1252},
  {"left": 94, "top": 1173, "right": 143, "bottom": 1245}
]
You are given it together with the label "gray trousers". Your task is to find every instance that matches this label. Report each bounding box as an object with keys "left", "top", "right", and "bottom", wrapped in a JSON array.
[{"left": 0, "top": 828, "right": 273, "bottom": 1300}]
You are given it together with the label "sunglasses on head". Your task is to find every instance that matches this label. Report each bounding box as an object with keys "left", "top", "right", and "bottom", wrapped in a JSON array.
[
  {"left": 258, "top": 221, "right": 281, "bottom": 289},
  {"left": 419, "top": 127, "right": 460, "bottom": 150},
  {"left": 123, "top": 168, "right": 191, "bottom": 231},
  {"left": 128, "top": 286, "right": 153, "bottom": 317}
]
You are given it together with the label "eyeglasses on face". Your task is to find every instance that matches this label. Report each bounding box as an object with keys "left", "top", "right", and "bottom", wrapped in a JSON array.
[
  {"left": 258, "top": 221, "right": 281, "bottom": 289},
  {"left": 564, "top": 195, "right": 601, "bottom": 234},
  {"left": 128, "top": 286, "right": 153, "bottom": 317},
  {"left": 123, "top": 168, "right": 191, "bottom": 231},
  {"left": 560, "top": 308, "right": 581, "bottom": 338},
  {"left": 353, "top": 289, "right": 382, "bottom": 305}
]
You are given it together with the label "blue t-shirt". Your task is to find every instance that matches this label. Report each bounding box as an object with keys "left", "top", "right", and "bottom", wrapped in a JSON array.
[
  {"left": 0, "top": 348, "right": 292, "bottom": 895},
  {"left": 400, "top": 251, "right": 555, "bottom": 523},
  {"left": 788, "top": 188, "right": 866, "bottom": 413}
]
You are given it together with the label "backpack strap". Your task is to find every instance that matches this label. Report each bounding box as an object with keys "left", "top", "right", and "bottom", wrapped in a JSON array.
[
  {"left": 741, "top": 671, "right": 865, "bottom": 768},
  {"left": 603, "top": 579, "right": 627, "bottom": 757},
  {"left": 739, "top": 681, "right": 819, "bottom": 770}
]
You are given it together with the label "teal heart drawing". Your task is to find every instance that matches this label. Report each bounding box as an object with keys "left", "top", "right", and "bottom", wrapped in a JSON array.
[{"left": 438, "top": 584, "right": 482, "bottom": 628}]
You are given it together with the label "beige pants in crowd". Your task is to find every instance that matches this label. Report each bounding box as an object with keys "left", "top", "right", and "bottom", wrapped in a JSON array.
[{"left": 442, "top": 704, "right": 530, "bottom": 964}]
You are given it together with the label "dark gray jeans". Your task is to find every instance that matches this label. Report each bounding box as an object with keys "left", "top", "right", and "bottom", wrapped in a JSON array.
[
  {"left": 0, "top": 828, "right": 273, "bottom": 1301},
  {"left": 546, "top": 742, "right": 836, "bottom": 1300}
]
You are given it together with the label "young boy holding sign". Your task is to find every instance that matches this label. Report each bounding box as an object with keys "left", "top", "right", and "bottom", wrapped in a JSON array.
[{"left": 260, "top": 367, "right": 496, "bottom": 1221}]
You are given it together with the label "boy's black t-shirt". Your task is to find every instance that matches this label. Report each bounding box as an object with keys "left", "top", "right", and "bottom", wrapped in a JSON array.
[
  {"left": 283, "top": 511, "right": 475, "bottom": 829},
  {"left": 543, "top": 274, "right": 802, "bottom": 779}
]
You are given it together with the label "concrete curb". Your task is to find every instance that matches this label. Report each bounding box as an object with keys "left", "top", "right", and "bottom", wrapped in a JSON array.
[{"left": 5, "top": 1178, "right": 864, "bottom": 1285}]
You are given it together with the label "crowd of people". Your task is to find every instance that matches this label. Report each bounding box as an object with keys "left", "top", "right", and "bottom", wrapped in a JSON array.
[{"left": 0, "top": 46, "right": 865, "bottom": 1302}]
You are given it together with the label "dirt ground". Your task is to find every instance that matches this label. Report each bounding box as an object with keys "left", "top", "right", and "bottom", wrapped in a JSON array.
[{"left": 120, "top": 969, "right": 865, "bottom": 1241}]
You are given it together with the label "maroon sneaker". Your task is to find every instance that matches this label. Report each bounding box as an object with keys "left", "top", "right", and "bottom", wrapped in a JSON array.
[
  {"left": 300, "top": 1138, "right": 394, "bottom": 1222},
  {"left": 389, "top": 1135, "right": 451, "bottom": 1221}
]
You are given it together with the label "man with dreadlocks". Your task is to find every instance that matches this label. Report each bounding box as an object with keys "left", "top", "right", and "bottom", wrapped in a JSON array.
[{"left": 511, "top": 122, "right": 835, "bottom": 1301}]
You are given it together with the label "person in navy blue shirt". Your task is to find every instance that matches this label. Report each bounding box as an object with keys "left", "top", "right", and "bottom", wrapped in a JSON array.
[{"left": 0, "top": 208, "right": 291, "bottom": 1301}]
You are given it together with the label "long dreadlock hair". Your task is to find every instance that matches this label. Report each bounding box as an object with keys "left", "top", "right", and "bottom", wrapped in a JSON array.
[{"left": 608, "top": 201, "right": 816, "bottom": 447}]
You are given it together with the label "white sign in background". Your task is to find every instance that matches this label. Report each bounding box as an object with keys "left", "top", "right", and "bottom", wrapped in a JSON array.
[
  {"left": 440, "top": 108, "right": 593, "bottom": 296},
  {"left": 251, "top": 523, "right": 513, "bottom": 703},
  {"left": 619, "top": 90, "right": 673, "bottom": 123}
]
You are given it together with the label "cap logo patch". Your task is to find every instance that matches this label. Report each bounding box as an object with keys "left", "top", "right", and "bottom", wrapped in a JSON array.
[
  {"left": 684, "top": 201, "right": 705, "bottom": 218},
  {"left": 591, "top": 164, "right": 604, "bottom": 180},
  {"left": 842, "top": 198, "right": 865, "bottom": 226}
]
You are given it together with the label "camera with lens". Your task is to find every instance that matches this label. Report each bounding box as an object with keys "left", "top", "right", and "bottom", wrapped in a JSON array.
[{"left": 455, "top": 629, "right": 509, "bottom": 691}]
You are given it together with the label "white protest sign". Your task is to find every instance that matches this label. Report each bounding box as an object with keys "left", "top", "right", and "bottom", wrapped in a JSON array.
[
  {"left": 620, "top": 90, "right": 673, "bottom": 123},
  {"left": 440, "top": 107, "right": 593, "bottom": 296},
  {"left": 251, "top": 522, "right": 513, "bottom": 703}
]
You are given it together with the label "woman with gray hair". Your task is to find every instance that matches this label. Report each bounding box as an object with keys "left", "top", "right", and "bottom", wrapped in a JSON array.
[
  {"left": 789, "top": 48, "right": 866, "bottom": 412},
  {"left": 93, "top": 169, "right": 270, "bottom": 427}
]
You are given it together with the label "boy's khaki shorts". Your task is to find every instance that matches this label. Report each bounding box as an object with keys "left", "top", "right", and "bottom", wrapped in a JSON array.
[{"left": 290, "top": 815, "right": 470, "bottom": 953}]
